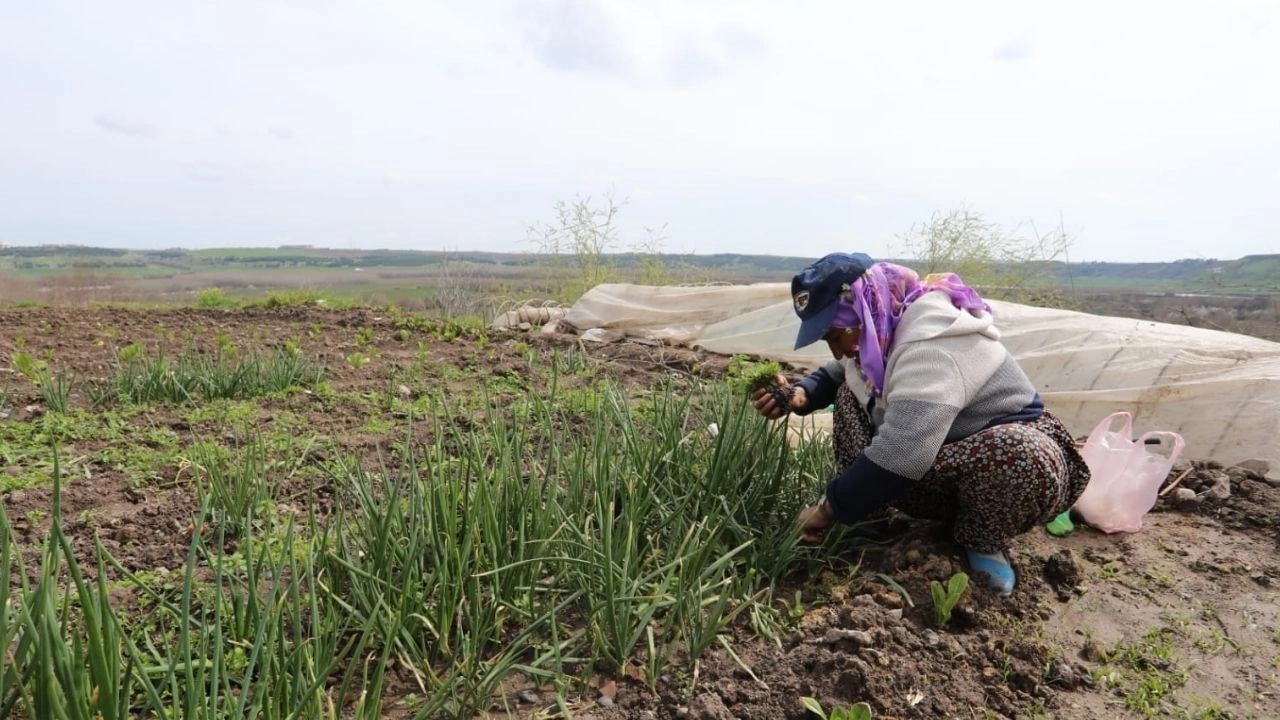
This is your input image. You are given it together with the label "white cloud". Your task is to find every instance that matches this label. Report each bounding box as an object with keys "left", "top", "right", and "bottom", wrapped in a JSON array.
[
  {"left": 516, "top": 0, "right": 767, "bottom": 85},
  {"left": 993, "top": 36, "right": 1033, "bottom": 62},
  {"left": 94, "top": 115, "right": 159, "bottom": 139}
]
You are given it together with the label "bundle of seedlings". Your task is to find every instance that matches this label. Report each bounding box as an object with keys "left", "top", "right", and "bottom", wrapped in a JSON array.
[{"left": 727, "top": 355, "right": 794, "bottom": 414}]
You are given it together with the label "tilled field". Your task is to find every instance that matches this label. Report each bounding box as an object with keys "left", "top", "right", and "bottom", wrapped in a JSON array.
[{"left": 2, "top": 305, "right": 1278, "bottom": 719}]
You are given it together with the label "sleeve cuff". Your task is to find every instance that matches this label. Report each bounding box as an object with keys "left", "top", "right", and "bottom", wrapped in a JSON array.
[{"left": 824, "top": 453, "right": 914, "bottom": 524}]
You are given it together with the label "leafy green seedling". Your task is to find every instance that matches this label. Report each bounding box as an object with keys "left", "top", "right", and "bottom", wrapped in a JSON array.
[
  {"left": 783, "top": 589, "right": 806, "bottom": 621},
  {"left": 930, "top": 571, "right": 970, "bottom": 626},
  {"left": 727, "top": 356, "right": 791, "bottom": 411},
  {"left": 11, "top": 351, "right": 72, "bottom": 413},
  {"left": 802, "top": 697, "right": 873, "bottom": 720}
]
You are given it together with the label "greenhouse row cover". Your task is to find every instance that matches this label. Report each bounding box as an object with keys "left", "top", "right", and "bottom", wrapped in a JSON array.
[{"left": 562, "top": 283, "right": 1280, "bottom": 472}]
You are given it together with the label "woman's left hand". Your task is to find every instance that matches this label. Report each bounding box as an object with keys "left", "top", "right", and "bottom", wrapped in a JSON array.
[{"left": 796, "top": 500, "right": 835, "bottom": 542}]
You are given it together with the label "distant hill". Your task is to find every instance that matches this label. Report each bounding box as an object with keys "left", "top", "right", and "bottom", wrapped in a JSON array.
[
  {"left": 2, "top": 245, "right": 1276, "bottom": 293},
  {"left": 1048, "top": 254, "right": 1279, "bottom": 293}
]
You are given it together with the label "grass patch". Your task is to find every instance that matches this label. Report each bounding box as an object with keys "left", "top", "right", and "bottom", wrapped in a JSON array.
[
  {"left": 95, "top": 341, "right": 322, "bottom": 406},
  {"left": 1093, "top": 627, "right": 1189, "bottom": 717}
]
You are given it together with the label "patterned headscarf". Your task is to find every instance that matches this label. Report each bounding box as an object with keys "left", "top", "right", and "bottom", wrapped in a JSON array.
[{"left": 829, "top": 262, "right": 991, "bottom": 397}]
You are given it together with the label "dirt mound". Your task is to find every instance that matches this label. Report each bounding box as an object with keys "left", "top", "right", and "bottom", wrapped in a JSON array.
[{"left": 1154, "top": 460, "right": 1280, "bottom": 534}]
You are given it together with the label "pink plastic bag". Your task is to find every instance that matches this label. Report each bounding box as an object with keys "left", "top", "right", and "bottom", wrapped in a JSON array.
[{"left": 1073, "top": 411, "right": 1185, "bottom": 533}]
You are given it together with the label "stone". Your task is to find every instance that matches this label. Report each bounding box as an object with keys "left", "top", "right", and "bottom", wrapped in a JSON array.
[
  {"left": 816, "top": 628, "right": 874, "bottom": 646},
  {"left": 1236, "top": 458, "right": 1271, "bottom": 475},
  {"left": 848, "top": 630, "right": 875, "bottom": 646},
  {"left": 875, "top": 591, "right": 903, "bottom": 608},
  {"left": 1079, "top": 638, "right": 1104, "bottom": 663},
  {"left": 1204, "top": 472, "right": 1232, "bottom": 501},
  {"left": 1051, "top": 661, "right": 1080, "bottom": 688},
  {"left": 1173, "top": 487, "right": 1199, "bottom": 506}
]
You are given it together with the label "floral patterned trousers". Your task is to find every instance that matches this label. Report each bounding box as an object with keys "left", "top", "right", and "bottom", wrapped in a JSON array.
[{"left": 832, "top": 384, "right": 1091, "bottom": 552}]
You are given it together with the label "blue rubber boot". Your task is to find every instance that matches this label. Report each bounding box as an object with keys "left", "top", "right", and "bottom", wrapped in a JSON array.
[{"left": 966, "top": 548, "right": 1016, "bottom": 596}]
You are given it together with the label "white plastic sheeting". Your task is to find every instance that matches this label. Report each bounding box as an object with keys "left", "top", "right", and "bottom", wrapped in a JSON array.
[{"left": 563, "top": 283, "right": 1280, "bottom": 469}]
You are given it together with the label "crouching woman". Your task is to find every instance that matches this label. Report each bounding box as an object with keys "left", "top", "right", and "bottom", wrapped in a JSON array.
[{"left": 755, "top": 253, "right": 1090, "bottom": 595}]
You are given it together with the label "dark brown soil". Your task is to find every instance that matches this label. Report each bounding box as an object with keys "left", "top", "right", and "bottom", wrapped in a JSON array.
[{"left": 3, "top": 306, "right": 1278, "bottom": 719}]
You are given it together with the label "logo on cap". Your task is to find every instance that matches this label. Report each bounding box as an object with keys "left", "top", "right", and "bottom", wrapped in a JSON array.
[{"left": 793, "top": 291, "right": 810, "bottom": 312}]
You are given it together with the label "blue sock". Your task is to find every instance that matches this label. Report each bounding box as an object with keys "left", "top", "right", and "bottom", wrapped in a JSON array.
[{"left": 966, "top": 548, "right": 1015, "bottom": 596}]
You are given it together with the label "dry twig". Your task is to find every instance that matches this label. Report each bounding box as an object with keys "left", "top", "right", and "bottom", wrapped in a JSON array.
[{"left": 1158, "top": 467, "right": 1195, "bottom": 497}]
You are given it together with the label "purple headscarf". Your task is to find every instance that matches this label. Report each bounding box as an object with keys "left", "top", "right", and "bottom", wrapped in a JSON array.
[{"left": 830, "top": 262, "right": 991, "bottom": 397}]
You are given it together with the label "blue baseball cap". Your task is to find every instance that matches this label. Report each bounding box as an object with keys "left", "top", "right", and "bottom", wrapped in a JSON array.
[{"left": 791, "top": 252, "right": 873, "bottom": 349}]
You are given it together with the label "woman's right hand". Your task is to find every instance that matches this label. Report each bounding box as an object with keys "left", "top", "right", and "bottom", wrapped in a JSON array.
[{"left": 752, "top": 374, "right": 808, "bottom": 419}]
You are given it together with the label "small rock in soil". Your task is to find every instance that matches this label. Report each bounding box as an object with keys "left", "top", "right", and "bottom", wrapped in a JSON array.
[
  {"left": 875, "top": 591, "right": 903, "bottom": 608},
  {"left": 1174, "top": 487, "right": 1200, "bottom": 507},
  {"left": 1079, "top": 638, "right": 1105, "bottom": 663},
  {"left": 516, "top": 690, "right": 539, "bottom": 704},
  {"left": 596, "top": 695, "right": 614, "bottom": 707},
  {"left": 1204, "top": 471, "right": 1232, "bottom": 501},
  {"left": 1237, "top": 458, "right": 1271, "bottom": 475},
  {"left": 952, "top": 604, "right": 978, "bottom": 628},
  {"left": 890, "top": 625, "right": 912, "bottom": 645},
  {"left": 816, "top": 628, "right": 874, "bottom": 646},
  {"left": 1049, "top": 660, "right": 1083, "bottom": 688}
]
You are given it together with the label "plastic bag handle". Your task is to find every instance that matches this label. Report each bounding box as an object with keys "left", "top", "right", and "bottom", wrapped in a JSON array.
[
  {"left": 1085, "top": 411, "right": 1132, "bottom": 446},
  {"left": 1136, "top": 431, "right": 1185, "bottom": 461}
]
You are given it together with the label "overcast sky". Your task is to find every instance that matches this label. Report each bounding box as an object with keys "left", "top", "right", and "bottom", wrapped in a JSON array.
[{"left": 2, "top": 1, "right": 1277, "bottom": 262}]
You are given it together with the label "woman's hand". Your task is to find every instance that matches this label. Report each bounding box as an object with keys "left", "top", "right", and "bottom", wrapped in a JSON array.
[
  {"left": 796, "top": 499, "right": 836, "bottom": 543},
  {"left": 752, "top": 375, "right": 808, "bottom": 419}
]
